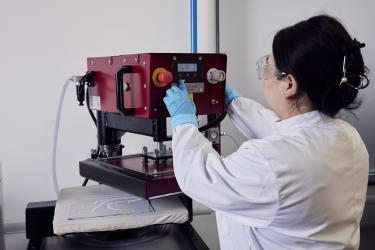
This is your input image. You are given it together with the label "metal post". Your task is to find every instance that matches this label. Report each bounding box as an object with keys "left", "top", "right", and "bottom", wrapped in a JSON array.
[{"left": 190, "top": 0, "right": 198, "bottom": 53}]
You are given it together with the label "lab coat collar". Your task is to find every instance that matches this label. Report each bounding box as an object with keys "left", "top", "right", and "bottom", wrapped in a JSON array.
[{"left": 275, "top": 110, "right": 323, "bottom": 134}]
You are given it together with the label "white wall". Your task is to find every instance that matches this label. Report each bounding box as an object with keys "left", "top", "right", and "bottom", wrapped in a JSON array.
[
  {"left": 1, "top": 0, "right": 374, "bottom": 225},
  {"left": 220, "top": 0, "right": 375, "bottom": 168},
  {"left": 0, "top": 0, "right": 190, "bottom": 223}
]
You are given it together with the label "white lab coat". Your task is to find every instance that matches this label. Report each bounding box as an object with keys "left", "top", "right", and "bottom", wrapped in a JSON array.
[{"left": 172, "top": 97, "right": 369, "bottom": 250}]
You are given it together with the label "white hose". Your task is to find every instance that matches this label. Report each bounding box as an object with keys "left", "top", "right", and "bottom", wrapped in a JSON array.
[
  {"left": 52, "top": 77, "right": 75, "bottom": 197},
  {"left": 221, "top": 132, "right": 240, "bottom": 148}
]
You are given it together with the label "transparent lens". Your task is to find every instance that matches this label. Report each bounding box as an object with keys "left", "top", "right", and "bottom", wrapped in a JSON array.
[
  {"left": 256, "top": 55, "right": 269, "bottom": 80},
  {"left": 263, "top": 65, "right": 276, "bottom": 80},
  {"left": 256, "top": 55, "right": 277, "bottom": 80},
  {"left": 256, "top": 54, "right": 287, "bottom": 80}
]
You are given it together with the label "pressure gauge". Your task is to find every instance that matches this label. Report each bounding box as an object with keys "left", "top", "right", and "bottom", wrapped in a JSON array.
[{"left": 207, "top": 68, "right": 226, "bottom": 84}]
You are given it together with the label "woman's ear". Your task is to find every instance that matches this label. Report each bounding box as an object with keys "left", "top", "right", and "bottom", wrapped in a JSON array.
[{"left": 281, "top": 74, "right": 298, "bottom": 99}]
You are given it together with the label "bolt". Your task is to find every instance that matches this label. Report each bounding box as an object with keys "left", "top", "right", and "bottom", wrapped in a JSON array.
[
  {"left": 144, "top": 106, "right": 148, "bottom": 111},
  {"left": 143, "top": 146, "right": 148, "bottom": 155},
  {"left": 210, "top": 131, "right": 219, "bottom": 140},
  {"left": 144, "top": 84, "right": 147, "bottom": 89},
  {"left": 123, "top": 82, "right": 129, "bottom": 91}
]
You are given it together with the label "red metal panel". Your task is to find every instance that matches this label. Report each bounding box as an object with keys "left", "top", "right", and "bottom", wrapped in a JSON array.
[
  {"left": 103, "top": 155, "right": 181, "bottom": 199},
  {"left": 105, "top": 155, "right": 175, "bottom": 178},
  {"left": 87, "top": 53, "right": 227, "bottom": 119},
  {"left": 146, "top": 178, "right": 181, "bottom": 199}
]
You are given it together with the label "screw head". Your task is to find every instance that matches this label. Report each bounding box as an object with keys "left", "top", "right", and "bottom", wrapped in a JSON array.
[{"left": 209, "top": 131, "right": 219, "bottom": 140}]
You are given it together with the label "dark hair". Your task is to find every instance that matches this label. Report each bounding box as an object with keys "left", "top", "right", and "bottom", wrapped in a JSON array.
[{"left": 272, "top": 15, "right": 369, "bottom": 117}]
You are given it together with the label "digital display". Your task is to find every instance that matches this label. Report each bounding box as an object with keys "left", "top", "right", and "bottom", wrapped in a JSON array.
[{"left": 177, "top": 63, "right": 197, "bottom": 72}]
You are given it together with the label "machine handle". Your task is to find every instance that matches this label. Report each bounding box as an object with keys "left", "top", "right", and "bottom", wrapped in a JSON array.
[{"left": 115, "top": 66, "right": 135, "bottom": 116}]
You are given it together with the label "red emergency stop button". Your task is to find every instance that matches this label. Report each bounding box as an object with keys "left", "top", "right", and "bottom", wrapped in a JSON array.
[
  {"left": 152, "top": 68, "right": 174, "bottom": 87},
  {"left": 157, "top": 70, "right": 173, "bottom": 85}
]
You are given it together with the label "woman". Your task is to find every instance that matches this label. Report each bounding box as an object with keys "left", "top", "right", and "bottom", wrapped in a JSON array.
[{"left": 163, "top": 15, "right": 369, "bottom": 249}]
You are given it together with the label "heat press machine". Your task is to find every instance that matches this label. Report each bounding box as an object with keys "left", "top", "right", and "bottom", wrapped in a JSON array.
[
  {"left": 25, "top": 52, "right": 227, "bottom": 250},
  {"left": 79, "top": 52, "right": 227, "bottom": 199}
]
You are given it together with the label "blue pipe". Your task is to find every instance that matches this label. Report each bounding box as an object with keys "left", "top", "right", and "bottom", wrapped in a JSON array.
[{"left": 190, "top": 0, "right": 197, "bottom": 53}]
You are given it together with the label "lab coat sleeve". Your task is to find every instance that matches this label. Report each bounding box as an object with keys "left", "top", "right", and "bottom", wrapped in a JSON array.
[
  {"left": 228, "top": 97, "right": 280, "bottom": 139},
  {"left": 172, "top": 124, "right": 279, "bottom": 227}
]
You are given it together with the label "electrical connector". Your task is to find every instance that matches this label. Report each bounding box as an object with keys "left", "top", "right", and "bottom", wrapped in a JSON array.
[{"left": 71, "top": 75, "right": 83, "bottom": 85}]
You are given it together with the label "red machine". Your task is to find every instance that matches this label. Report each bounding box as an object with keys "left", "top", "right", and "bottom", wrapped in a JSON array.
[
  {"left": 79, "top": 53, "right": 227, "bottom": 200},
  {"left": 86, "top": 53, "right": 227, "bottom": 118}
]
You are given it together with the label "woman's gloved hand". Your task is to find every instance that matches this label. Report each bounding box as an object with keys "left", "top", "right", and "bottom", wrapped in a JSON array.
[
  {"left": 225, "top": 83, "right": 240, "bottom": 109},
  {"left": 163, "top": 79, "right": 198, "bottom": 130}
]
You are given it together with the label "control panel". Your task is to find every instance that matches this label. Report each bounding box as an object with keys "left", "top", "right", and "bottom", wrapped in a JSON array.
[{"left": 87, "top": 53, "right": 227, "bottom": 118}]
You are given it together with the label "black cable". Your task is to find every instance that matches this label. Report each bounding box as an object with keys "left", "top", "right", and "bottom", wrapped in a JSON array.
[
  {"left": 198, "top": 112, "right": 227, "bottom": 132},
  {"left": 83, "top": 74, "right": 100, "bottom": 160},
  {"left": 85, "top": 87, "right": 97, "bottom": 127},
  {"left": 82, "top": 178, "right": 89, "bottom": 186}
]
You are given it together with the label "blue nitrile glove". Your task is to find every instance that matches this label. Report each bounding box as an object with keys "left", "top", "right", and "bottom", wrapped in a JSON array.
[
  {"left": 225, "top": 83, "right": 240, "bottom": 109},
  {"left": 163, "top": 79, "right": 198, "bottom": 130}
]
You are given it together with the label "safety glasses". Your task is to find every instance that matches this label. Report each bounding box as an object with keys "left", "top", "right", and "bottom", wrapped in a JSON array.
[{"left": 256, "top": 54, "right": 287, "bottom": 80}]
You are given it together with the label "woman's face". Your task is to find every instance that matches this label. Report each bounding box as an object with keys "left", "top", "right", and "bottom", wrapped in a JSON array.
[{"left": 261, "top": 55, "right": 286, "bottom": 117}]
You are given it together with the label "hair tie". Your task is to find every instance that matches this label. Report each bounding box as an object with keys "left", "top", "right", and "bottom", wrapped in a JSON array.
[{"left": 339, "top": 55, "right": 369, "bottom": 90}]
